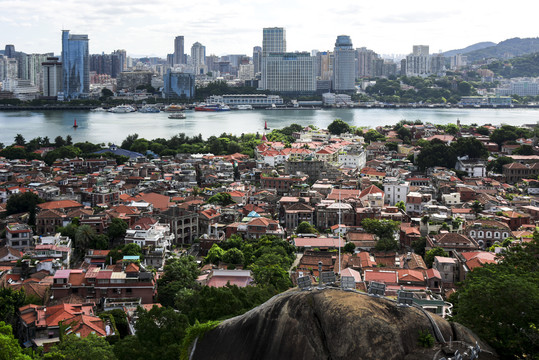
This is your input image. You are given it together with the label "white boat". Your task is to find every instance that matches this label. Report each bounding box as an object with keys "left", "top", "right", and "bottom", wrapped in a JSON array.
[
  {"left": 168, "top": 113, "right": 186, "bottom": 119},
  {"left": 235, "top": 104, "right": 253, "bottom": 110},
  {"left": 108, "top": 105, "right": 136, "bottom": 113},
  {"left": 90, "top": 107, "right": 106, "bottom": 112},
  {"left": 139, "top": 105, "right": 160, "bottom": 113}
]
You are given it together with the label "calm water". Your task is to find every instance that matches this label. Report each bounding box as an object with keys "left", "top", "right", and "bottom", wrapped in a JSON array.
[{"left": 0, "top": 108, "right": 538, "bottom": 145}]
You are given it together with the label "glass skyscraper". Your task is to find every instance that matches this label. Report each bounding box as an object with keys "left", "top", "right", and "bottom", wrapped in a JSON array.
[
  {"left": 61, "top": 30, "right": 89, "bottom": 99},
  {"left": 333, "top": 35, "right": 355, "bottom": 91}
]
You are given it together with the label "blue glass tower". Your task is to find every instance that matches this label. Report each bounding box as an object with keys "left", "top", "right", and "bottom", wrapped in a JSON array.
[{"left": 61, "top": 30, "right": 89, "bottom": 99}]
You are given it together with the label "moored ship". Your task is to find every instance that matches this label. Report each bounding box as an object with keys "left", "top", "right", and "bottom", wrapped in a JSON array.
[{"left": 194, "top": 103, "right": 231, "bottom": 112}]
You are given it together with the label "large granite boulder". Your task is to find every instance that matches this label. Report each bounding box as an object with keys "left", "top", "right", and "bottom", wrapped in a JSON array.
[{"left": 190, "top": 288, "right": 498, "bottom": 360}]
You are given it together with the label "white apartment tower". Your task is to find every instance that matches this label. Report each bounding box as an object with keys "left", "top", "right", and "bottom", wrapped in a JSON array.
[
  {"left": 42, "top": 57, "right": 63, "bottom": 98},
  {"left": 191, "top": 42, "right": 206, "bottom": 75}
]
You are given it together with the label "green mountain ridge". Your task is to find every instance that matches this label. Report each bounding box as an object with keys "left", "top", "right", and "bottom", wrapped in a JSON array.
[
  {"left": 485, "top": 52, "right": 539, "bottom": 78},
  {"left": 443, "top": 41, "right": 496, "bottom": 57},
  {"left": 464, "top": 37, "right": 539, "bottom": 62}
]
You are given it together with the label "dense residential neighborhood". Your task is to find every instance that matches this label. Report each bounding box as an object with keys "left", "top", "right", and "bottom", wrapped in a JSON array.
[{"left": 1, "top": 120, "right": 538, "bottom": 359}]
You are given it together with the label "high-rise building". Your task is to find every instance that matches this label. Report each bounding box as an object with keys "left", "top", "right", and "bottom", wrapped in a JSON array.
[
  {"left": 42, "top": 57, "right": 63, "bottom": 98},
  {"left": 191, "top": 42, "right": 206, "bottom": 75},
  {"left": 356, "top": 47, "right": 378, "bottom": 78},
  {"left": 0, "top": 55, "right": 18, "bottom": 84},
  {"left": 405, "top": 45, "right": 430, "bottom": 77},
  {"left": 261, "top": 27, "right": 286, "bottom": 89},
  {"left": 163, "top": 69, "right": 195, "bottom": 99},
  {"left": 333, "top": 35, "right": 355, "bottom": 91},
  {"left": 113, "top": 49, "right": 127, "bottom": 72},
  {"left": 4, "top": 45, "right": 15, "bottom": 58},
  {"left": 174, "top": 36, "right": 185, "bottom": 65},
  {"left": 253, "top": 46, "right": 262, "bottom": 74},
  {"left": 262, "top": 52, "right": 316, "bottom": 93},
  {"left": 316, "top": 51, "right": 333, "bottom": 81},
  {"left": 61, "top": 30, "right": 89, "bottom": 99},
  {"left": 262, "top": 27, "right": 286, "bottom": 56}
]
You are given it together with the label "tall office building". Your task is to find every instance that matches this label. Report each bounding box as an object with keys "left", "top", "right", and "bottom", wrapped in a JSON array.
[
  {"left": 253, "top": 46, "right": 262, "bottom": 74},
  {"left": 174, "top": 36, "right": 185, "bottom": 65},
  {"left": 356, "top": 47, "right": 378, "bottom": 78},
  {"left": 113, "top": 49, "right": 127, "bottom": 71},
  {"left": 262, "top": 27, "right": 286, "bottom": 56},
  {"left": 61, "top": 30, "right": 89, "bottom": 99},
  {"left": 42, "top": 57, "right": 63, "bottom": 98},
  {"left": 4, "top": 45, "right": 15, "bottom": 58},
  {"left": 261, "top": 27, "right": 286, "bottom": 89},
  {"left": 262, "top": 52, "right": 316, "bottom": 93},
  {"left": 0, "top": 55, "right": 18, "bottom": 83},
  {"left": 405, "top": 45, "right": 430, "bottom": 77},
  {"left": 163, "top": 69, "right": 195, "bottom": 99},
  {"left": 191, "top": 42, "right": 206, "bottom": 75},
  {"left": 333, "top": 35, "right": 355, "bottom": 91}
]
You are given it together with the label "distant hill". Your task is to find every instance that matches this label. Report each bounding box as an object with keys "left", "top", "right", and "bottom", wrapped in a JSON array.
[
  {"left": 443, "top": 42, "right": 496, "bottom": 57},
  {"left": 464, "top": 37, "right": 539, "bottom": 62},
  {"left": 485, "top": 52, "right": 539, "bottom": 78}
]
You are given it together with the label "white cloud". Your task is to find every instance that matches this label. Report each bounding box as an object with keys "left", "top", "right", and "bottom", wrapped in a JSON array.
[{"left": 1, "top": 0, "right": 537, "bottom": 57}]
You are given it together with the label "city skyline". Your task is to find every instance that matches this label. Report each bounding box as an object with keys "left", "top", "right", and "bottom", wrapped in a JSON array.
[{"left": 1, "top": 0, "right": 538, "bottom": 58}]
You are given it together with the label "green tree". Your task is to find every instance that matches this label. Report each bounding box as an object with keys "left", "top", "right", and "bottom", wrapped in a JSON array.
[
  {"left": 222, "top": 248, "right": 245, "bottom": 265},
  {"left": 344, "top": 242, "right": 356, "bottom": 253},
  {"left": 122, "top": 243, "right": 142, "bottom": 257},
  {"left": 452, "top": 236, "right": 539, "bottom": 359},
  {"left": 487, "top": 156, "right": 513, "bottom": 173},
  {"left": 295, "top": 221, "right": 318, "bottom": 234},
  {"left": 0, "top": 288, "right": 27, "bottom": 328},
  {"left": 45, "top": 334, "right": 116, "bottom": 360},
  {"left": 397, "top": 126, "right": 412, "bottom": 143},
  {"left": 207, "top": 192, "right": 234, "bottom": 206},
  {"left": 74, "top": 225, "right": 96, "bottom": 258},
  {"left": 361, "top": 218, "right": 400, "bottom": 239},
  {"left": 476, "top": 126, "right": 490, "bottom": 135},
  {"left": 157, "top": 256, "right": 200, "bottom": 307},
  {"left": 6, "top": 192, "right": 43, "bottom": 216},
  {"left": 114, "top": 306, "right": 189, "bottom": 360},
  {"left": 107, "top": 218, "right": 128, "bottom": 243},
  {"left": 395, "top": 201, "right": 406, "bottom": 212},
  {"left": 470, "top": 200, "right": 484, "bottom": 215},
  {"left": 121, "top": 134, "right": 139, "bottom": 150},
  {"left": 416, "top": 139, "right": 457, "bottom": 170},
  {"left": 327, "top": 119, "right": 351, "bottom": 135},
  {"left": 375, "top": 237, "right": 399, "bottom": 252},
  {"left": 14, "top": 134, "right": 26, "bottom": 146},
  {"left": 363, "top": 129, "right": 386, "bottom": 143},
  {"left": 0, "top": 322, "right": 32, "bottom": 360},
  {"left": 250, "top": 264, "right": 291, "bottom": 291},
  {"left": 451, "top": 137, "right": 488, "bottom": 159},
  {"left": 424, "top": 247, "right": 448, "bottom": 268},
  {"left": 411, "top": 237, "right": 427, "bottom": 257},
  {"left": 205, "top": 244, "right": 225, "bottom": 264},
  {"left": 513, "top": 144, "right": 534, "bottom": 155}
]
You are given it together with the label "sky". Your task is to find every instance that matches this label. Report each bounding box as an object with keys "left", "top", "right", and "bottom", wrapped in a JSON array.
[{"left": 1, "top": 0, "right": 538, "bottom": 58}]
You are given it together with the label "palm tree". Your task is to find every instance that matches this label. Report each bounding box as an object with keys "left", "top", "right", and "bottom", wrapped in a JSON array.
[{"left": 75, "top": 225, "right": 96, "bottom": 257}]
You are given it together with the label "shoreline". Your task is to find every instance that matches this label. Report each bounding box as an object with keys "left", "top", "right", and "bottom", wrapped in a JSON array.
[{"left": 1, "top": 104, "right": 539, "bottom": 111}]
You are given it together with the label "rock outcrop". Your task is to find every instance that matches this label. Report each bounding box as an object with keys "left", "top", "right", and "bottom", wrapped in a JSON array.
[{"left": 190, "top": 288, "right": 498, "bottom": 360}]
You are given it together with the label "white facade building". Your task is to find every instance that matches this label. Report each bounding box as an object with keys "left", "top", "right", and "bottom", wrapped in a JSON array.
[
  {"left": 262, "top": 52, "right": 316, "bottom": 92},
  {"left": 383, "top": 178, "right": 410, "bottom": 206}
]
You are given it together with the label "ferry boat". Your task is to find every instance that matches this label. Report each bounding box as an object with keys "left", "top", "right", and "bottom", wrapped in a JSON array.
[
  {"left": 235, "top": 104, "right": 253, "bottom": 110},
  {"left": 108, "top": 105, "right": 136, "bottom": 113},
  {"left": 164, "top": 104, "right": 186, "bottom": 112},
  {"left": 194, "top": 103, "right": 231, "bottom": 112},
  {"left": 139, "top": 105, "right": 160, "bottom": 113},
  {"left": 168, "top": 113, "right": 186, "bottom": 119}
]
